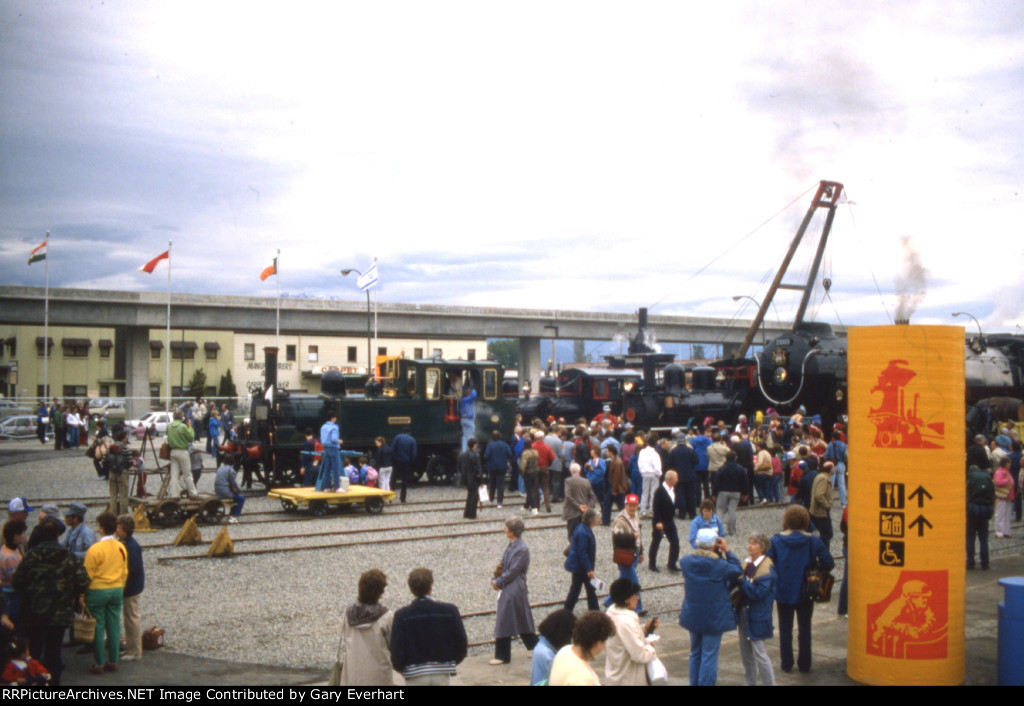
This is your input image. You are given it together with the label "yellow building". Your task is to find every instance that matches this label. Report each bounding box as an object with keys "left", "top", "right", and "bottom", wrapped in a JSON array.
[{"left": 0, "top": 325, "right": 234, "bottom": 406}]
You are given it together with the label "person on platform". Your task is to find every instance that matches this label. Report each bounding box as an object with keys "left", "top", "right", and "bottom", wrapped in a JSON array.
[
  {"left": 483, "top": 431, "right": 513, "bottom": 509},
  {"left": 490, "top": 516, "right": 538, "bottom": 665},
  {"left": 389, "top": 568, "right": 467, "bottom": 686},
  {"left": 339, "top": 569, "right": 394, "bottom": 686},
  {"left": 967, "top": 464, "right": 996, "bottom": 570},
  {"left": 116, "top": 514, "right": 145, "bottom": 662},
  {"left": 679, "top": 528, "right": 742, "bottom": 686},
  {"left": 547, "top": 611, "right": 616, "bottom": 687},
  {"left": 689, "top": 499, "right": 725, "bottom": 550},
  {"left": 564, "top": 509, "right": 601, "bottom": 612},
  {"left": 650, "top": 470, "right": 681, "bottom": 573},
  {"left": 530, "top": 609, "right": 576, "bottom": 686},
  {"left": 391, "top": 427, "right": 417, "bottom": 503},
  {"left": 83, "top": 511, "right": 128, "bottom": 675},
  {"left": 562, "top": 463, "right": 598, "bottom": 543},
  {"left": 767, "top": 505, "right": 834, "bottom": 674},
  {"left": 737, "top": 532, "right": 776, "bottom": 686},
  {"left": 637, "top": 433, "right": 662, "bottom": 518},
  {"left": 459, "top": 439, "right": 483, "bottom": 519},
  {"left": 62, "top": 503, "right": 96, "bottom": 561},
  {"left": 373, "top": 436, "right": 393, "bottom": 493},
  {"left": 215, "top": 461, "right": 245, "bottom": 524},
  {"left": 167, "top": 411, "right": 199, "bottom": 499},
  {"left": 604, "top": 578, "right": 659, "bottom": 686},
  {"left": 317, "top": 412, "right": 342, "bottom": 492}
]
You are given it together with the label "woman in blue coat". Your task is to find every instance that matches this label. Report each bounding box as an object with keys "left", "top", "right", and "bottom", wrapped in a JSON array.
[
  {"left": 766, "top": 505, "right": 835, "bottom": 674},
  {"left": 738, "top": 533, "right": 776, "bottom": 686},
  {"left": 563, "top": 509, "right": 601, "bottom": 611},
  {"left": 679, "top": 528, "right": 743, "bottom": 686}
]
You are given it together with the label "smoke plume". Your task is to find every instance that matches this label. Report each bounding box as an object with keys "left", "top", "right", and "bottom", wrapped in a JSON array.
[{"left": 894, "top": 236, "right": 928, "bottom": 322}]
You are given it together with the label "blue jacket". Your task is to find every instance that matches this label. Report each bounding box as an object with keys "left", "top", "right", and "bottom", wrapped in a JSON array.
[
  {"left": 123, "top": 536, "right": 145, "bottom": 598},
  {"left": 766, "top": 530, "right": 834, "bottom": 605},
  {"left": 678, "top": 550, "right": 742, "bottom": 634},
  {"left": 320, "top": 421, "right": 340, "bottom": 449},
  {"left": 564, "top": 522, "right": 596, "bottom": 574},
  {"left": 738, "top": 557, "right": 775, "bottom": 640},
  {"left": 459, "top": 389, "right": 476, "bottom": 419},
  {"left": 691, "top": 435, "right": 712, "bottom": 471},
  {"left": 483, "top": 440, "right": 513, "bottom": 472},
  {"left": 688, "top": 514, "right": 725, "bottom": 549},
  {"left": 392, "top": 433, "right": 417, "bottom": 463}
]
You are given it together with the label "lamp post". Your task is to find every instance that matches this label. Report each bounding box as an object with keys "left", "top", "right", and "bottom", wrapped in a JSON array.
[
  {"left": 733, "top": 295, "right": 767, "bottom": 347},
  {"left": 341, "top": 269, "right": 372, "bottom": 374},
  {"left": 953, "top": 311, "right": 985, "bottom": 351}
]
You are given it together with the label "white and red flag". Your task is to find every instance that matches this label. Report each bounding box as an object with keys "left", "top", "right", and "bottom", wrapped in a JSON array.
[{"left": 138, "top": 250, "right": 170, "bottom": 273}]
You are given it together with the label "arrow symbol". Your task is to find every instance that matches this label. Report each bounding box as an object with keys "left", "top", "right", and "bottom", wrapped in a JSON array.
[
  {"left": 908, "top": 485, "right": 933, "bottom": 508},
  {"left": 909, "top": 515, "right": 933, "bottom": 537}
]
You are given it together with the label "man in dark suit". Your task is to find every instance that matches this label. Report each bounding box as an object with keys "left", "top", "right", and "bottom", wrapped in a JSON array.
[{"left": 649, "top": 470, "right": 681, "bottom": 572}]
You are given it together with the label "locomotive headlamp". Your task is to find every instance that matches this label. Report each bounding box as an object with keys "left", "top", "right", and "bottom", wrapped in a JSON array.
[
  {"left": 773, "top": 367, "right": 788, "bottom": 384},
  {"left": 624, "top": 381, "right": 635, "bottom": 393},
  {"left": 835, "top": 388, "right": 844, "bottom": 401}
]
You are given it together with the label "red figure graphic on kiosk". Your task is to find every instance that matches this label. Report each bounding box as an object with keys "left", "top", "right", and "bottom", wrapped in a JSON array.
[
  {"left": 868, "top": 572, "right": 948, "bottom": 659},
  {"left": 868, "top": 360, "right": 944, "bottom": 449}
]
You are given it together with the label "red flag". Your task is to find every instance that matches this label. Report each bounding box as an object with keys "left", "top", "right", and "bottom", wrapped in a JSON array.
[
  {"left": 138, "top": 250, "right": 170, "bottom": 274},
  {"left": 260, "top": 257, "right": 277, "bottom": 281}
]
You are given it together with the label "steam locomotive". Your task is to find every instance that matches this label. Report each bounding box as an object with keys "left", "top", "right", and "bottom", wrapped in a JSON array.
[{"left": 236, "top": 347, "right": 515, "bottom": 487}]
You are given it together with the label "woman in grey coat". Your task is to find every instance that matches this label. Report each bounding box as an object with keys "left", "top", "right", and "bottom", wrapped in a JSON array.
[{"left": 490, "top": 516, "right": 539, "bottom": 665}]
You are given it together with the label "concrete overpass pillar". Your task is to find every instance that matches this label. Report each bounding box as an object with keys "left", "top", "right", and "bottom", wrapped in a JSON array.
[
  {"left": 518, "top": 337, "right": 542, "bottom": 394},
  {"left": 120, "top": 327, "right": 150, "bottom": 419}
]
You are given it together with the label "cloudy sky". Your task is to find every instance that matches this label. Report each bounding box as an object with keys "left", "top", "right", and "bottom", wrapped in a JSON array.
[{"left": 2, "top": 1, "right": 1022, "bottom": 340}]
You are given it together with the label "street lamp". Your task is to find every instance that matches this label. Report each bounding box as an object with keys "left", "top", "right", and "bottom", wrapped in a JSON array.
[
  {"left": 733, "top": 295, "right": 767, "bottom": 347},
  {"left": 953, "top": 311, "right": 985, "bottom": 352},
  {"left": 341, "top": 269, "right": 372, "bottom": 374}
]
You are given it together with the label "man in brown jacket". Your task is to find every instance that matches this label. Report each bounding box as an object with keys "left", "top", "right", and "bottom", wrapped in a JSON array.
[{"left": 562, "top": 462, "right": 599, "bottom": 541}]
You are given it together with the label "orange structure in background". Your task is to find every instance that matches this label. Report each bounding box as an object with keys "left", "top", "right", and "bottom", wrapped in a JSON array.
[{"left": 847, "top": 326, "right": 965, "bottom": 685}]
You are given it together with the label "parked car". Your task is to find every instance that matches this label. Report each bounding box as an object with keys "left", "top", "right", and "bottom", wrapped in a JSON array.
[
  {"left": 0, "top": 400, "right": 34, "bottom": 420},
  {"left": 0, "top": 415, "right": 50, "bottom": 441},
  {"left": 125, "top": 411, "right": 173, "bottom": 439}
]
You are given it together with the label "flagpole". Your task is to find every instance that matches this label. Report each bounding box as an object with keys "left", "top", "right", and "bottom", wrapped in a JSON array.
[
  {"left": 166, "top": 240, "right": 172, "bottom": 413},
  {"left": 372, "top": 257, "right": 378, "bottom": 372},
  {"left": 275, "top": 249, "right": 281, "bottom": 350},
  {"left": 43, "top": 232, "right": 50, "bottom": 401}
]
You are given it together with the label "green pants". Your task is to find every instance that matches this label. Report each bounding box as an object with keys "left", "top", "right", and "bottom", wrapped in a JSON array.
[{"left": 86, "top": 587, "right": 123, "bottom": 666}]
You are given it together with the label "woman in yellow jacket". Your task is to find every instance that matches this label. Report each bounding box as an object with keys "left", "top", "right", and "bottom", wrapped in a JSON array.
[{"left": 84, "top": 511, "right": 128, "bottom": 675}]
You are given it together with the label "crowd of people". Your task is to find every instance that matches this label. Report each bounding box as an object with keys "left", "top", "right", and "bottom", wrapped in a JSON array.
[{"left": 8, "top": 392, "right": 1021, "bottom": 686}]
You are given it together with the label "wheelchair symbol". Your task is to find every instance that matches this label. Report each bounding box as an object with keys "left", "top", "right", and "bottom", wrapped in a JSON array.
[{"left": 880, "top": 541, "right": 904, "bottom": 566}]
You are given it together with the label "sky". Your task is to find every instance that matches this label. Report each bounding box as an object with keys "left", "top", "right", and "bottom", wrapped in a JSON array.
[{"left": 2, "top": 1, "right": 1023, "bottom": 344}]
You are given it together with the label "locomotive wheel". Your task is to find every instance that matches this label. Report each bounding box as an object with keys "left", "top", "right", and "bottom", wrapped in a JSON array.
[
  {"left": 199, "top": 498, "right": 226, "bottom": 524},
  {"left": 154, "top": 500, "right": 180, "bottom": 527},
  {"left": 365, "top": 497, "right": 384, "bottom": 515},
  {"left": 280, "top": 498, "right": 297, "bottom": 513},
  {"left": 425, "top": 455, "right": 456, "bottom": 486},
  {"left": 310, "top": 500, "right": 327, "bottom": 517}
]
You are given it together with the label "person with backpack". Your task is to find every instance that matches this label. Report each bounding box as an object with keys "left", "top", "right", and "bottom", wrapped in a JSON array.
[
  {"left": 105, "top": 429, "right": 132, "bottom": 516},
  {"left": 967, "top": 464, "right": 996, "bottom": 570}
]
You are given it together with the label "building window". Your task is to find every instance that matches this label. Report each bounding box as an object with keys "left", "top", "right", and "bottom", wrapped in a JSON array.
[
  {"left": 467, "top": 349, "right": 476, "bottom": 361},
  {"left": 414, "top": 347, "right": 423, "bottom": 359},
  {"left": 286, "top": 345, "right": 296, "bottom": 362},
  {"left": 347, "top": 346, "right": 357, "bottom": 363},
  {"left": 99, "top": 339, "right": 113, "bottom": 359},
  {"left": 377, "top": 346, "right": 387, "bottom": 357},
  {"left": 205, "top": 386, "right": 217, "bottom": 396},
  {"left": 36, "top": 384, "right": 50, "bottom": 398},
  {"left": 35, "top": 337, "right": 54, "bottom": 357},
  {"left": 308, "top": 345, "right": 318, "bottom": 362},
  {"left": 171, "top": 341, "right": 197, "bottom": 360},
  {"left": 63, "top": 385, "right": 87, "bottom": 399},
  {"left": 150, "top": 341, "right": 163, "bottom": 360},
  {"left": 150, "top": 383, "right": 161, "bottom": 406},
  {"left": 244, "top": 344, "right": 255, "bottom": 361},
  {"left": 4, "top": 337, "right": 15, "bottom": 357},
  {"left": 205, "top": 342, "right": 221, "bottom": 361}
]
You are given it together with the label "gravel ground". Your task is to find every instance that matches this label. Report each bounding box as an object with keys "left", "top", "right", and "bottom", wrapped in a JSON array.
[{"left": 1, "top": 439, "right": 846, "bottom": 671}]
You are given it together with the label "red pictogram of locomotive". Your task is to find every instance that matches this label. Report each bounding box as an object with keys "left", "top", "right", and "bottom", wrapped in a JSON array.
[{"left": 868, "top": 360, "right": 944, "bottom": 449}]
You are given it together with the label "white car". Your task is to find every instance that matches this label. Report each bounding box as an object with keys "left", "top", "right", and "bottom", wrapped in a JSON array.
[
  {"left": 0, "top": 415, "right": 50, "bottom": 440},
  {"left": 125, "top": 411, "right": 173, "bottom": 438}
]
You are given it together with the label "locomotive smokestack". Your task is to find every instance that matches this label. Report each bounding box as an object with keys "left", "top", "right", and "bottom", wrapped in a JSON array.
[
  {"left": 895, "top": 317, "right": 910, "bottom": 326},
  {"left": 264, "top": 347, "right": 279, "bottom": 390},
  {"left": 638, "top": 307, "right": 648, "bottom": 331}
]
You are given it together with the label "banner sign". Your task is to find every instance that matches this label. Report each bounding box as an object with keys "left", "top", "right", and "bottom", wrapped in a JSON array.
[{"left": 847, "top": 325, "right": 965, "bottom": 685}]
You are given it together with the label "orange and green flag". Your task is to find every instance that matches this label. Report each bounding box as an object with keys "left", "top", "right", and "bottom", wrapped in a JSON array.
[{"left": 28, "top": 240, "right": 46, "bottom": 265}]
